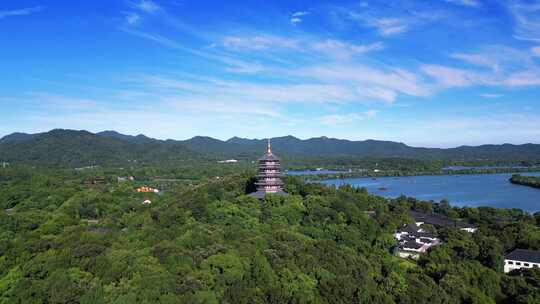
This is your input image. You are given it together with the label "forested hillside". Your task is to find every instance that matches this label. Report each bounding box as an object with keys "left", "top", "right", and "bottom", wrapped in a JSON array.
[
  {"left": 1, "top": 167, "right": 540, "bottom": 303},
  {"left": 0, "top": 130, "right": 199, "bottom": 167},
  {"left": 1, "top": 129, "right": 540, "bottom": 167},
  {"left": 510, "top": 174, "right": 540, "bottom": 189}
]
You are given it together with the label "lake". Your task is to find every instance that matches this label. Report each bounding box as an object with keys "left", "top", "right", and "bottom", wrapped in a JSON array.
[
  {"left": 321, "top": 173, "right": 540, "bottom": 212},
  {"left": 443, "top": 165, "right": 536, "bottom": 170}
]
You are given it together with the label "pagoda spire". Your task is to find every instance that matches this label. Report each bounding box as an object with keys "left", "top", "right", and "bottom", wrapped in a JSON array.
[{"left": 267, "top": 138, "right": 272, "bottom": 154}]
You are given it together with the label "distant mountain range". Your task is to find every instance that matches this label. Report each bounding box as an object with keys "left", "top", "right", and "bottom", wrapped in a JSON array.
[{"left": 0, "top": 129, "right": 539, "bottom": 167}]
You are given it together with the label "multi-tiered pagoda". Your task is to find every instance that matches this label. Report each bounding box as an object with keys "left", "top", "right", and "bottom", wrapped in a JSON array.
[{"left": 250, "top": 139, "right": 287, "bottom": 199}]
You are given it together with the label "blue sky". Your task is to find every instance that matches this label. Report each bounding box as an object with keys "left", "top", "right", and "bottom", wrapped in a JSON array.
[{"left": 1, "top": 0, "right": 540, "bottom": 147}]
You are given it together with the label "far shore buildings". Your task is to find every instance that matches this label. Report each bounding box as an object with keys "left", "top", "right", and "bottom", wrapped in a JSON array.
[
  {"left": 504, "top": 249, "right": 540, "bottom": 273},
  {"left": 136, "top": 186, "right": 159, "bottom": 193},
  {"left": 249, "top": 139, "right": 287, "bottom": 199},
  {"left": 218, "top": 159, "right": 239, "bottom": 164}
]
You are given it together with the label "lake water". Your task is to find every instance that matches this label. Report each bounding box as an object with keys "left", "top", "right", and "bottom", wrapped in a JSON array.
[
  {"left": 321, "top": 173, "right": 540, "bottom": 212},
  {"left": 443, "top": 165, "right": 535, "bottom": 170}
]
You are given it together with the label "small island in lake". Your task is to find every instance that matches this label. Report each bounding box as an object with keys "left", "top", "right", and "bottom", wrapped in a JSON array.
[{"left": 510, "top": 174, "right": 540, "bottom": 189}]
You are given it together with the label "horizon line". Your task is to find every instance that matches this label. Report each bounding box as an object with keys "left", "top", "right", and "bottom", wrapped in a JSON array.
[{"left": 1, "top": 128, "right": 539, "bottom": 150}]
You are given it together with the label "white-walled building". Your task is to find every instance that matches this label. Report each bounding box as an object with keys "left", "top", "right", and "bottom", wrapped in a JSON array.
[
  {"left": 218, "top": 159, "right": 238, "bottom": 164},
  {"left": 504, "top": 249, "right": 540, "bottom": 273},
  {"left": 394, "top": 224, "right": 441, "bottom": 259}
]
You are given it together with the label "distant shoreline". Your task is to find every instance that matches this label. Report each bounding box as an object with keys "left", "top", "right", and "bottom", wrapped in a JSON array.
[{"left": 288, "top": 167, "right": 540, "bottom": 180}]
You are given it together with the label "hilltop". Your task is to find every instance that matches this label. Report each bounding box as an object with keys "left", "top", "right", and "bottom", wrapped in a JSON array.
[{"left": 0, "top": 129, "right": 539, "bottom": 167}]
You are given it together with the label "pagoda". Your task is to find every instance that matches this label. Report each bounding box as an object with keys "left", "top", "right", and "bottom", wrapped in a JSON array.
[{"left": 250, "top": 139, "right": 287, "bottom": 199}]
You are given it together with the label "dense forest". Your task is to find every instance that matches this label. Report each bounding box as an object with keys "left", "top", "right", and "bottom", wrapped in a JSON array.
[
  {"left": 1, "top": 164, "right": 540, "bottom": 303},
  {"left": 510, "top": 174, "right": 540, "bottom": 189},
  {"left": 2, "top": 129, "right": 540, "bottom": 167}
]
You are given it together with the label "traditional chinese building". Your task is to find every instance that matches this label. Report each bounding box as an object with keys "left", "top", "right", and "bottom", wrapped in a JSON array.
[
  {"left": 504, "top": 249, "right": 540, "bottom": 273},
  {"left": 250, "top": 139, "right": 287, "bottom": 199}
]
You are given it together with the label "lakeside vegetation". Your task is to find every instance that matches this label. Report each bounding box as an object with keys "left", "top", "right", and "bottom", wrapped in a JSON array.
[
  {"left": 2, "top": 165, "right": 540, "bottom": 303},
  {"left": 288, "top": 166, "right": 540, "bottom": 181},
  {"left": 510, "top": 174, "right": 540, "bottom": 189}
]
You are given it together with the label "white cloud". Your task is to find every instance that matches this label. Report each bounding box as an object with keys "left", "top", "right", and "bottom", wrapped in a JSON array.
[
  {"left": 166, "top": 98, "right": 283, "bottom": 118},
  {"left": 360, "top": 87, "right": 397, "bottom": 103},
  {"left": 320, "top": 111, "right": 377, "bottom": 125},
  {"left": 504, "top": 71, "right": 540, "bottom": 86},
  {"left": 422, "top": 63, "right": 540, "bottom": 89},
  {"left": 480, "top": 93, "right": 503, "bottom": 98},
  {"left": 292, "top": 11, "right": 309, "bottom": 17},
  {"left": 450, "top": 46, "right": 532, "bottom": 73},
  {"left": 125, "top": 12, "right": 141, "bottom": 25},
  {"left": 444, "top": 0, "right": 480, "bottom": 7},
  {"left": 422, "top": 65, "right": 477, "bottom": 87},
  {"left": 0, "top": 6, "right": 43, "bottom": 19},
  {"left": 222, "top": 59, "right": 265, "bottom": 74},
  {"left": 533, "top": 46, "right": 540, "bottom": 57},
  {"left": 301, "top": 65, "right": 431, "bottom": 100},
  {"left": 291, "top": 17, "right": 302, "bottom": 24},
  {"left": 291, "top": 11, "right": 309, "bottom": 24},
  {"left": 122, "top": 29, "right": 184, "bottom": 49},
  {"left": 367, "top": 18, "right": 408, "bottom": 36},
  {"left": 444, "top": 45, "right": 540, "bottom": 88},
  {"left": 222, "top": 35, "right": 299, "bottom": 51},
  {"left": 312, "top": 40, "right": 383, "bottom": 59},
  {"left": 132, "top": 0, "right": 160, "bottom": 13},
  {"left": 450, "top": 52, "right": 500, "bottom": 72},
  {"left": 508, "top": 1, "right": 540, "bottom": 41}
]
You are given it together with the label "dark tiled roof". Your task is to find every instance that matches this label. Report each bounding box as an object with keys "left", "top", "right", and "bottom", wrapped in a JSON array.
[
  {"left": 410, "top": 211, "right": 456, "bottom": 227},
  {"left": 505, "top": 249, "right": 540, "bottom": 264},
  {"left": 401, "top": 224, "right": 419, "bottom": 234},
  {"left": 400, "top": 241, "right": 423, "bottom": 250},
  {"left": 419, "top": 237, "right": 435, "bottom": 243},
  {"left": 413, "top": 231, "right": 435, "bottom": 238},
  {"left": 259, "top": 153, "right": 280, "bottom": 161}
]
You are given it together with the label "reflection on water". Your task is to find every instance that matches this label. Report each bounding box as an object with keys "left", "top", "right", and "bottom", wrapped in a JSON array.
[{"left": 321, "top": 173, "right": 540, "bottom": 212}]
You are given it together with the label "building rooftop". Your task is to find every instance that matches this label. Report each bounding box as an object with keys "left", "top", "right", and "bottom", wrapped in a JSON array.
[
  {"left": 410, "top": 211, "right": 456, "bottom": 227},
  {"left": 400, "top": 241, "right": 423, "bottom": 250},
  {"left": 505, "top": 249, "right": 540, "bottom": 264},
  {"left": 259, "top": 153, "right": 280, "bottom": 161}
]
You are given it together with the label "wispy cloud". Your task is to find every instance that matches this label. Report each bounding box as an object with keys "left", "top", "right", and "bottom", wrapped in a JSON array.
[
  {"left": 300, "top": 64, "right": 431, "bottom": 102},
  {"left": 451, "top": 45, "right": 532, "bottom": 72},
  {"left": 312, "top": 40, "right": 383, "bottom": 59},
  {"left": 450, "top": 52, "right": 500, "bottom": 72},
  {"left": 124, "top": 12, "right": 141, "bottom": 25},
  {"left": 130, "top": 0, "right": 160, "bottom": 13},
  {"left": 422, "top": 65, "right": 481, "bottom": 88},
  {"left": 0, "top": 6, "right": 44, "bottom": 19},
  {"left": 219, "top": 34, "right": 382, "bottom": 60},
  {"left": 444, "top": 0, "right": 480, "bottom": 7},
  {"left": 508, "top": 1, "right": 540, "bottom": 41},
  {"left": 480, "top": 93, "right": 503, "bottom": 98},
  {"left": 221, "top": 35, "right": 299, "bottom": 51},
  {"left": 320, "top": 110, "right": 377, "bottom": 125},
  {"left": 364, "top": 17, "right": 408, "bottom": 36},
  {"left": 532, "top": 46, "right": 540, "bottom": 57},
  {"left": 122, "top": 28, "right": 184, "bottom": 49},
  {"left": 423, "top": 44, "right": 540, "bottom": 89},
  {"left": 291, "top": 11, "right": 309, "bottom": 24}
]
